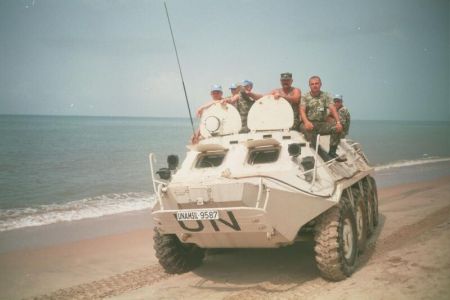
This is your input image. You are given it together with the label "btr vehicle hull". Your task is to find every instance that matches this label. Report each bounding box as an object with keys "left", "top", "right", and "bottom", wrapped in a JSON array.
[{"left": 150, "top": 96, "right": 378, "bottom": 281}]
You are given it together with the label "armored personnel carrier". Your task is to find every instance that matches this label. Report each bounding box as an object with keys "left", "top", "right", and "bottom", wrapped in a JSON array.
[{"left": 149, "top": 96, "right": 378, "bottom": 281}]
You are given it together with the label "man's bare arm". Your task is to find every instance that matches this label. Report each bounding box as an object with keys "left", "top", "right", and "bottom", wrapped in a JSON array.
[
  {"left": 270, "top": 89, "right": 281, "bottom": 98},
  {"left": 247, "top": 91, "right": 263, "bottom": 100},
  {"left": 271, "top": 88, "right": 301, "bottom": 104},
  {"left": 283, "top": 88, "right": 301, "bottom": 104},
  {"left": 191, "top": 128, "right": 201, "bottom": 144},
  {"left": 196, "top": 100, "right": 216, "bottom": 117},
  {"left": 224, "top": 94, "right": 240, "bottom": 104}
]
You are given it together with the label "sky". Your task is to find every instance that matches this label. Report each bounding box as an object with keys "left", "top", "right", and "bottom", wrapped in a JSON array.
[{"left": 0, "top": 0, "right": 449, "bottom": 121}]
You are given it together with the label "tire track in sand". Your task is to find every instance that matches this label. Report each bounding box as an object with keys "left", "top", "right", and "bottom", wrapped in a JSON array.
[
  {"left": 30, "top": 264, "right": 171, "bottom": 300},
  {"left": 30, "top": 205, "right": 450, "bottom": 299},
  {"left": 225, "top": 204, "right": 450, "bottom": 299},
  {"left": 373, "top": 204, "right": 450, "bottom": 258}
]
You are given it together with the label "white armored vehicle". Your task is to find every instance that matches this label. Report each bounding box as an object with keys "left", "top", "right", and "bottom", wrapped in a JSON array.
[{"left": 149, "top": 96, "right": 378, "bottom": 281}]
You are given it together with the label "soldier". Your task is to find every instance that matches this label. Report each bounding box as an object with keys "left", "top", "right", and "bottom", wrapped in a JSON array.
[
  {"left": 332, "top": 94, "right": 351, "bottom": 137},
  {"left": 299, "top": 76, "right": 344, "bottom": 160},
  {"left": 236, "top": 80, "right": 258, "bottom": 132},
  {"left": 195, "top": 84, "right": 226, "bottom": 118},
  {"left": 192, "top": 84, "right": 226, "bottom": 144},
  {"left": 226, "top": 80, "right": 262, "bottom": 133},
  {"left": 271, "top": 72, "right": 301, "bottom": 130},
  {"left": 229, "top": 83, "right": 239, "bottom": 96}
]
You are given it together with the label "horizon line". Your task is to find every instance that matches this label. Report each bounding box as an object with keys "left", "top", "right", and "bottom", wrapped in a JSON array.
[{"left": 0, "top": 113, "right": 449, "bottom": 123}]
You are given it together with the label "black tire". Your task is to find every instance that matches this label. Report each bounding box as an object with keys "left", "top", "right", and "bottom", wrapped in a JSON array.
[
  {"left": 314, "top": 196, "right": 358, "bottom": 281},
  {"left": 153, "top": 228, "right": 205, "bottom": 274},
  {"left": 363, "top": 176, "right": 379, "bottom": 236},
  {"left": 352, "top": 187, "right": 368, "bottom": 253},
  {"left": 369, "top": 176, "right": 379, "bottom": 226}
]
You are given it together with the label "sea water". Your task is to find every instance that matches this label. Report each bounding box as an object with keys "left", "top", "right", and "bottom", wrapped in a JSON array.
[{"left": 0, "top": 115, "right": 449, "bottom": 231}]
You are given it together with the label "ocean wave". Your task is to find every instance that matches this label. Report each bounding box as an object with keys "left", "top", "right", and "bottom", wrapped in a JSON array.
[
  {"left": 0, "top": 192, "right": 156, "bottom": 232},
  {"left": 375, "top": 157, "right": 450, "bottom": 171},
  {"left": 2, "top": 157, "right": 449, "bottom": 232}
]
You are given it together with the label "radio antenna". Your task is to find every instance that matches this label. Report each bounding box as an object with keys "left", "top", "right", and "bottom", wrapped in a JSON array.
[{"left": 164, "top": 1, "right": 195, "bottom": 135}]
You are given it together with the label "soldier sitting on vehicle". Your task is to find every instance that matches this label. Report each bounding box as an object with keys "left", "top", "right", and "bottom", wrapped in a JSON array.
[
  {"left": 195, "top": 84, "right": 226, "bottom": 118},
  {"left": 271, "top": 72, "right": 301, "bottom": 131},
  {"left": 331, "top": 94, "right": 351, "bottom": 137},
  {"left": 229, "top": 83, "right": 239, "bottom": 96},
  {"left": 193, "top": 81, "right": 263, "bottom": 142},
  {"left": 299, "top": 76, "right": 345, "bottom": 161},
  {"left": 193, "top": 84, "right": 227, "bottom": 144},
  {"left": 223, "top": 80, "right": 263, "bottom": 133}
]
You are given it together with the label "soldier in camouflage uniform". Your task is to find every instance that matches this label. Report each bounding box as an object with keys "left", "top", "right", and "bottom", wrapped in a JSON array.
[
  {"left": 333, "top": 94, "right": 350, "bottom": 137},
  {"left": 227, "top": 80, "right": 263, "bottom": 133},
  {"left": 236, "top": 80, "right": 255, "bottom": 132},
  {"left": 299, "top": 76, "right": 344, "bottom": 160},
  {"left": 229, "top": 83, "right": 239, "bottom": 96}
]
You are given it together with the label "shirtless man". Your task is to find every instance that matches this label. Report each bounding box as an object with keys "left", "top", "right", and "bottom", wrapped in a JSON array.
[{"left": 271, "top": 72, "right": 301, "bottom": 130}]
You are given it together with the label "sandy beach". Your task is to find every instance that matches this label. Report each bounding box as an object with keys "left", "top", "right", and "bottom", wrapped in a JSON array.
[
  {"left": 1, "top": 164, "right": 449, "bottom": 300},
  {"left": 1, "top": 1, "right": 449, "bottom": 299}
]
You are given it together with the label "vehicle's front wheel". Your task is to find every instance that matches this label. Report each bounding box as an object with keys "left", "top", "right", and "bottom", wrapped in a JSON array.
[
  {"left": 314, "top": 196, "right": 358, "bottom": 281},
  {"left": 153, "top": 228, "right": 205, "bottom": 274}
]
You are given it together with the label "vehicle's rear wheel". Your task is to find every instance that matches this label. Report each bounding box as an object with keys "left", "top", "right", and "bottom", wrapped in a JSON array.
[
  {"left": 153, "top": 228, "right": 205, "bottom": 274},
  {"left": 364, "top": 176, "right": 379, "bottom": 236},
  {"left": 369, "top": 176, "right": 379, "bottom": 227},
  {"left": 314, "top": 196, "right": 358, "bottom": 281},
  {"left": 352, "top": 187, "right": 368, "bottom": 253}
]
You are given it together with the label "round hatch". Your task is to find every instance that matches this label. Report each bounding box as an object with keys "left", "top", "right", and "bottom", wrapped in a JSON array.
[
  {"left": 199, "top": 103, "right": 242, "bottom": 138},
  {"left": 247, "top": 95, "right": 294, "bottom": 131}
]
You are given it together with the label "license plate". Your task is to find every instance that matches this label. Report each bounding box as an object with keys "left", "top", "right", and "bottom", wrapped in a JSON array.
[{"left": 176, "top": 209, "right": 219, "bottom": 221}]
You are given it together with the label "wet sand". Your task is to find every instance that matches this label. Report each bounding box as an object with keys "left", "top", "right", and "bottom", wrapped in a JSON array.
[{"left": 0, "top": 166, "right": 449, "bottom": 299}]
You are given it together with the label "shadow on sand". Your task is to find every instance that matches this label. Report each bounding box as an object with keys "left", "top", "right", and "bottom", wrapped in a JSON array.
[
  {"left": 190, "top": 213, "right": 386, "bottom": 293},
  {"left": 193, "top": 241, "right": 318, "bottom": 293}
]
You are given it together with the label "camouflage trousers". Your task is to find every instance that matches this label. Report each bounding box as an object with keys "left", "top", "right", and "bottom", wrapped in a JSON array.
[
  {"left": 300, "top": 121, "right": 341, "bottom": 147},
  {"left": 236, "top": 93, "right": 254, "bottom": 133}
]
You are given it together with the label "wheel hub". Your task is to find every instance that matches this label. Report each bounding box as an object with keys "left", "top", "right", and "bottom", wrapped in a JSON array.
[
  {"left": 356, "top": 205, "right": 364, "bottom": 240},
  {"left": 367, "top": 199, "right": 373, "bottom": 225},
  {"left": 343, "top": 218, "right": 354, "bottom": 260}
]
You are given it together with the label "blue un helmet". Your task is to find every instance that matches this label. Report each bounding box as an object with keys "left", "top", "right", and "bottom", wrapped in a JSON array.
[
  {"left": 333, "top": 94, "right": 343, "bottom": 102},
  {"left": 241, "top": 80, "right": 253, "bottom": 87},
  {"left": 210, "top": 84, "right": 223, "bottom": 92}
]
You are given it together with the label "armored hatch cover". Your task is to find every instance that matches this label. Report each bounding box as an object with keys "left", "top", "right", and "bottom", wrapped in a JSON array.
[
  {"left": 199, "top": 103, "right": 241, "bottom": 138},
  {"left": 247, "top": 95, "right": 294, "bottom": 131}
]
